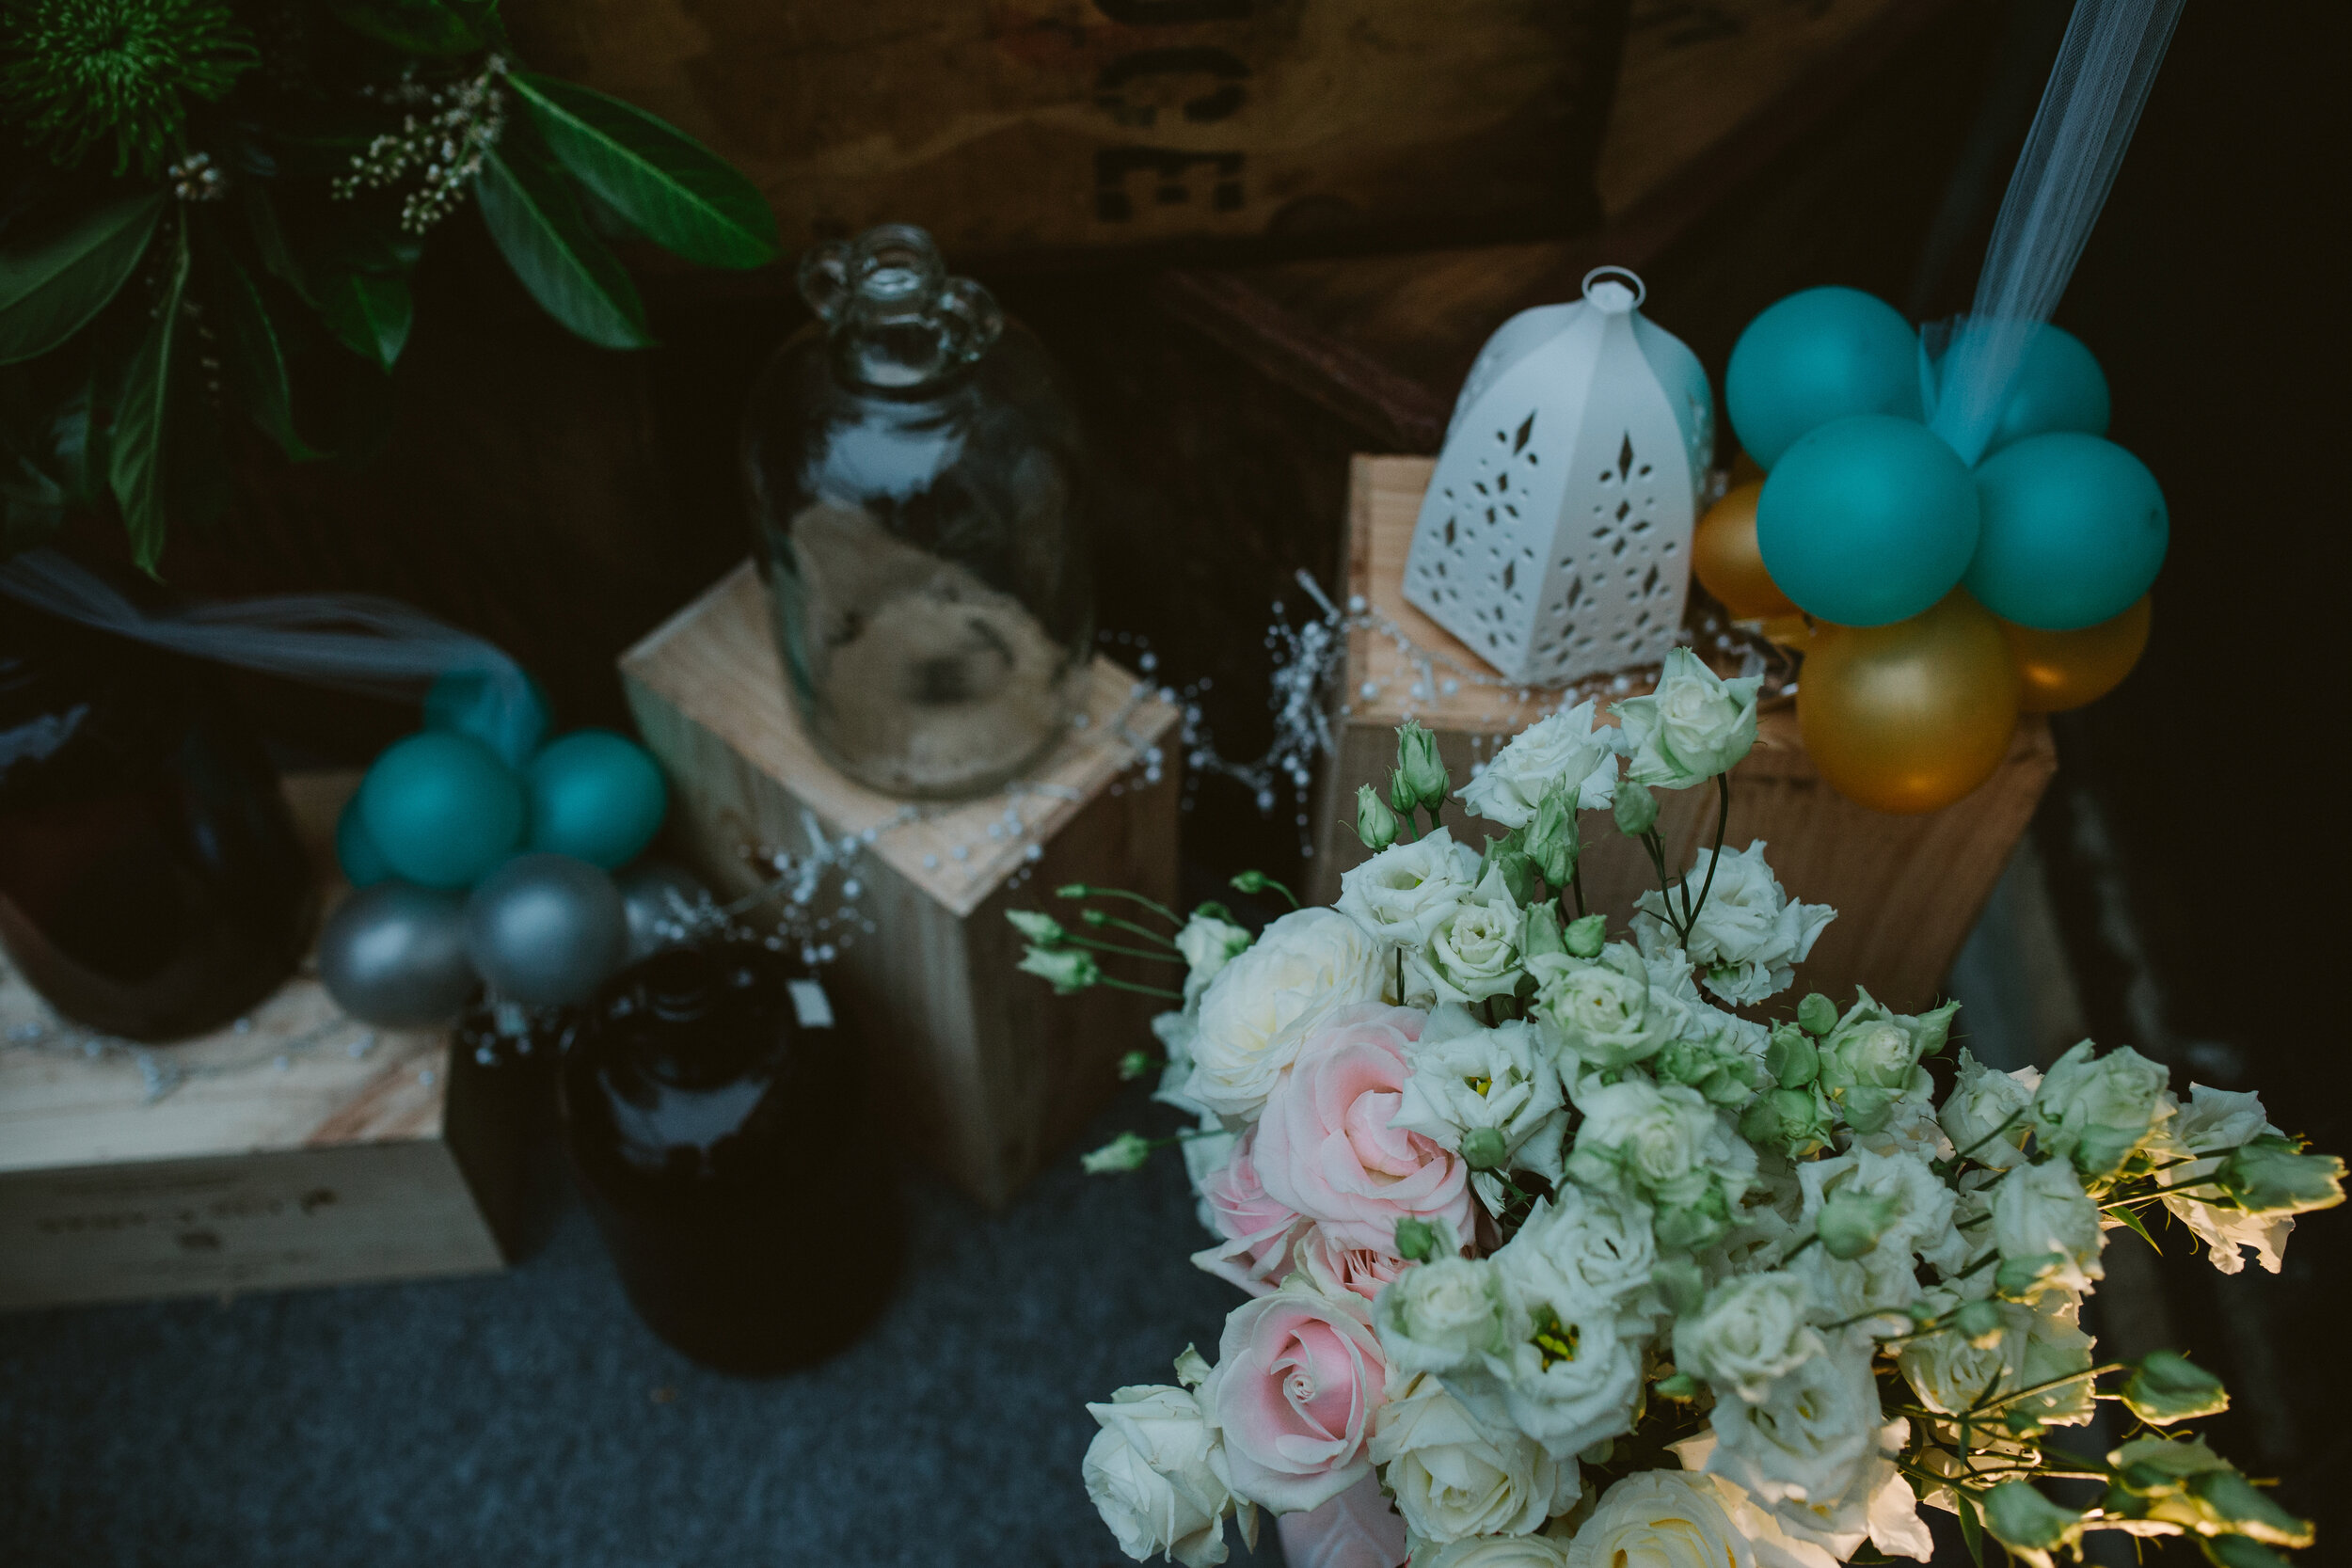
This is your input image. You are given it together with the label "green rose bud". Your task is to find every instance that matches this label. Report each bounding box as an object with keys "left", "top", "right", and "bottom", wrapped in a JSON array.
[
  {"left": 1081, "top": 1132, "right": 1153, "bottom": 1173},
  {"left": 1565, "top": 912, "right": 1607, "bottom": 958},
  {"left": 1796, "top": 992, "right": 1837, "bottom": 1035},
  {"left": 1613, "top": 778, "right": 1660, "bottom": 836},
  {"left": 1117, "top": 1050, "right": 1156, "bottom": 1082},
  {"left": 1486, "top": 846, "right": 1538, "bottom": 907},
  {"left": 1356, "top": 784, "right": 1400, "bottom": 850},
  {"left": 1018, "top": 945, "right": 1100, "bottom": 994},
  {"left": 2186, "top": 1472, "right": 2315, "bottom": 1548},
  {"left": 2121, "top": 1351, "right": 2231, "bottom": 1426},
  {"left": 1396, "top": 720, "right": 1448, "bottom": 810},
  {"left": 1739, "top": 1087, "right": 1836, "bottom": 1159},
  {"left": 1394, "top": 1216, "right": 1439, "bottom": 1261},
  {"left": 1459, "top": 1127, "right": 1510, "bottom": 1170},
  {"left": 1954, "top": 1297, "right": 2008, "bottom": 1350},
  {"left": 1525, "top": 782, "right": 1579, "bottom": 886},
  {"left": 1995, "top": 1251, "right": 2071, "bottom": 1301},
  {"left": 1983, "top": 1481, "right": 2085, "bottom": 1559},
  {"left": 1817, "top": 1187, "right": 1899, "bottom": 1259},
  {"left": 1657, "top": 1037, "right": 1760, "bottom": 1107},
  {"left": 1391, "top": 765, "right": 1416, "bottom": 815},
  {"left": 2217, "top": 1134, "right": 2348, "bottom": 1217},
  {"left": 1520, "top": 902, "right": 1567, "bottom": 959},
  {"left": 1007, "top": 909, "right": 1066, "bottom": 944},
  {"left": 1765, "top": 1022, "right": 1819, "bottom": 1087}
]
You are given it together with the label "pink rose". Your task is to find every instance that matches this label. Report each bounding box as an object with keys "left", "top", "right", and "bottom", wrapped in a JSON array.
[
  {"left": 1253, "top": 1005, "right": 1474, "bottom": 1253},
  {"left": 1192, "top": 1130, "right": 1308, "bottom": 1296},
  {"left": 1294, "top": 1226, "right": 1411, "bottom": 1307},
  {"left": 1203, "top": 1280, "right": 1389, "bottom": 1513}
]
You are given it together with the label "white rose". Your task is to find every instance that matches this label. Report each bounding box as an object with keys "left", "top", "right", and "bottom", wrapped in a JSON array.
[
  {"left": 1565, "top": 1469, "right": 1839, "bottom": 1568},
  {"left": 1411, "top": 868, "right": 1527, "bottom": 1006},
  {"left": 1502, "top": 1186, "right": 1660, "bottom": 1318},
  {"left": 1567, "top": 1076, "right": 1755, "bottom": 1217},
  {"left": 1458, "top": 701, "right": 1627, "bottom": 828},
  {"left": 1176, "top": 912, "right": 1254, "bottom": 1005},
  {"left": 1529, "top": 942, "right": 1690, "bottom": 1071},
  {"left": 1084, "top": 1384, "right": 1252, "bottom": 1567},
  {"left": 1185, "top": 908, "right": 1388, "bottom": 1119},
  {"left": 1391, "top": 1006, "right": 1568, "bottom": 1212},
  {"left": 1631, "top": 842, "right": 1835, "bottom": 1007},
  {"left": 1989, "top": 1159, "right": 2106, "bottom": 1295},
  {"left": 2030, "top": 1040, "right": 2174, "bottom": 1179},
  {"left": 1613, "top": 647, "right": 1761, "bottom": 790},
  {"left": 1375, "top": 1257, "right": 1512, "bottom": 1374},
  {"left": 2152, "top": 1085, "right": 2293, "bottom": 1275},
  {"left": 1816, "top": 991, "right": 1955, "bottom": 1137},
  {"left": 1705, "top": 1343, "right": 1918, "bottom": 1559},
  {"left": 1411, "top": 1532, "right": 1571, "bottom": 1568},
  {"left": 1893, "top": 1290, "right": 2090, "bottom": 1428},
  {"left": 1371, "top": 1370, "right": 1580, "bottom": 1543},
  {"left": 1797, "top": 1148, "right": 1958, "bottom": 1267},
  {"left": 1675, "top": 1273, "right": 1825, "bottom": 1404},
  {"left": 1465, "top": 1267, "right": 1645, "bottom": 1460},
  {"left": 1938, "top": 1050, "right": 2040, "bottom": 1169},
  {"left": 1337, "top": 829, "right": 1481, "bottom": 947}
]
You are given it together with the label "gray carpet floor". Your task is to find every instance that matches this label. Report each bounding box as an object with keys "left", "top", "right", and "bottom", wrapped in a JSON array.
[{"left": 0, "top": 1081, "right": 1286, "bottom": 1568}]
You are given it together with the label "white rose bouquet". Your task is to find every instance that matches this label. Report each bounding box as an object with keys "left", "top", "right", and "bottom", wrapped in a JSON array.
[{"left": 1014, "top": 701, "right": 2342, "bottom": 1568}]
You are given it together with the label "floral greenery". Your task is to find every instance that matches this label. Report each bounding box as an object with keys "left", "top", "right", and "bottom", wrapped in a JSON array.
[
  {"left": 0, "top": 0, "right": 779, "bottom": 572},
  {"left": 1025, "top": 651, "right": 2343, "bottom": 1568},
  {"left": 0, "top": 0, "right": 259, "bottom": 176}
]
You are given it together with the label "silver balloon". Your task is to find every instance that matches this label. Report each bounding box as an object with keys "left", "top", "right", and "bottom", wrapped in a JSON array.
[
  {"left": 615, "top": 858, "right": 713, "bottom": 965},
  {"left": 465, "top": 852, "right": 628, "bottom": 1006},
  {"left": 318, "top": 882, "right": 478, "bottom": 1027}
]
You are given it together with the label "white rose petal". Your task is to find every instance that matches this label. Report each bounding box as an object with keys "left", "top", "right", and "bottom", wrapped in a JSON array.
[
  {"left": 1184, "top": 908, "right": 1388, "bottom": 1119},
  {"left": 1566, "top": 1469, "right": 1842, "bottom": 1568},
  {"left": 1411, "top": 868, "right": 1528, "bottom": 1007},
  {"left": 1337, "top": 829, "right": 1481, "bottom": 947},
  {"left": 1457, "top": 701, "right": 1627, "bottom": 828},
  {"left": 1675, "top": 1273, "right": 1826, "bottom": 1404},
  {"left": 1989, "top": 1159, "right": 2106, "bottom": 1295},
  {"left": 1371, "top": 1370, "right": 1580, "bottom": 1544},
  {"left": 1500, "top": 1186, "right": 1661, "bottom": 1320},
  {"left": 1084, "top": 1384, "right": 1251, "bottom": 1567},
  {"left": 1706, "top": 1342, "right": 1914, "bottom": 1559},
  {"left": 2031, "top": 1039, "right": 2175, "bottom": 1178},
  {"left": 1177, "top": 912, "right": 1254, "bottom": 1005},
  {"left": 1938, "top": 1050, "right": 2041, "bottom": 1170},
  {"left": 1466, "top": 1267, "right": 1646, "bottom": 1460},
  {"left": 1632, "top": 841, "right": 1835, "bottom": 1007},
  {"left": 1613, "top": 647, "right": 1762, "bottom": 790},
  {"left": 1391, "top": 1006, "right": 1569, "bottom": 1211}
]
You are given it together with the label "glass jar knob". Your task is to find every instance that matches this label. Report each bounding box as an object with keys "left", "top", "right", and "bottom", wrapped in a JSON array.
[{"left": 799, "top": 224, "right": 1003, "bottom": 390}]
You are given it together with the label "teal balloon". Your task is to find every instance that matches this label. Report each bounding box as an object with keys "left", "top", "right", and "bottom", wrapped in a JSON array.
[
  {"left": 336, "top": 796, "right": 396, "bottom": 888},
  {"left": 526, "top": 729, "right": 668, "bottom": 870},
  {"left": 1756, "top": 414, "right": 1979, "bottom": 626},
  {"left": 1965, "top": 433, "right": 2166, "bottom": 630},
  {"left": 1939, "top": 324, "right": 2111, "bottom": 459},
  {"left": 1726, "top": 287, "right": 1923, "bottom": 468},
  {"left": 358, "top": 731, "right": 527, "bottom": 890},
  {"left": 424, "top": 668, "right": 549, "bottom": 768}
]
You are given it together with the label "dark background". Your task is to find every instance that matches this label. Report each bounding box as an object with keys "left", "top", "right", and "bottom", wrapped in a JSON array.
[{"left": 7, "top": 0, "right": 2348, "bottom": 1563}]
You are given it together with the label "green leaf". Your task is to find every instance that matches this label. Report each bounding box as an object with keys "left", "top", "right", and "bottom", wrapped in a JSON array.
[
  {"left": 2110, "top": 1204, "right": 2162, "bottom": 1254},
  {"left": 1954, "top": 1489, "right": 1987, "bottom": 1568},
  {"left": 109, "top": 224, "right": 189, "bottom": 574},
  {"left": 508, "top": 72, "right": 778, "bottom": 269},
  {"left": 312, "top": 266, "right": 413, "bottom": 369},
  {"left": 217, "top": 255, "right": 323, "bottom": 461},
  {"left": 472, "top": 143, "right": 653, "bottom": 350},
  {"left": 0, "top": 193, "right": 167, "bottom": 365},
  {"left": 326, "top": 0, "right": 489, "bottom": 56}
]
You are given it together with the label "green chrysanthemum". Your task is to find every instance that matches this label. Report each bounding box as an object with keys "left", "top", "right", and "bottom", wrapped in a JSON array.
[{"left": 0, "top": 0, "right": 259, "bottom": 177}]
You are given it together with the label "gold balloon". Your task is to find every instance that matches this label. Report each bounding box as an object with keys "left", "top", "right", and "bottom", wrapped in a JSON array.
[
  {"left": 2000, "top": 595, "right": 2152, "bottom": 713},
  {"left": 1800, "top": 592, "right": 2020, "bottom": 815},
  {"left": 1692, "top": 481, "right": 1799, "bottom": 620}
]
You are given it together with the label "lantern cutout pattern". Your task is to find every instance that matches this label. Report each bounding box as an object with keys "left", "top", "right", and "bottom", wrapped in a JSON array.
[{"left": 1404, "top": 268, "right": 1713, "bottom": 688}]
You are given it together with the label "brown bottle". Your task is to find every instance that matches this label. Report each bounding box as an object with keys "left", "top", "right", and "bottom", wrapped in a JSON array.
[{"left": 560, "top": 940, "right": 899, "bottom": 1373}]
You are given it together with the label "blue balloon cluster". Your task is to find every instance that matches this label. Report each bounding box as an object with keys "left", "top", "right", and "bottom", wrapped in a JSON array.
[
  {"left": 321, "top": 671, "right": 683, "bottom": 1026},
  {"left": 1730, "top": 288, "right": 2164, "bottom": 629}
]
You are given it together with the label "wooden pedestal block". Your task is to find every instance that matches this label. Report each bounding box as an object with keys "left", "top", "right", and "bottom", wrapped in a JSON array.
[
  {"left": 620, "top": 563, "right": 1182, "bottom": 1209},
  {"left": 1310, "top": 457, "right": 2057, "bottom": 1014},
  {"left": 0, "top": 778, "right": 510, "bottom": 1312}
]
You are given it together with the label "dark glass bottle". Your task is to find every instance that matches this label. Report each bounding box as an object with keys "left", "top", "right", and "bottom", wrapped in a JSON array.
[
  {"left": 740, "top": 223, "right": 1095, "bottom": 800},
  {"left": 561, "top": 941, "right": 898, "bottom": 1373},
  {"left": 0, "top": 596, "right": 314, "bottom": 1040}
]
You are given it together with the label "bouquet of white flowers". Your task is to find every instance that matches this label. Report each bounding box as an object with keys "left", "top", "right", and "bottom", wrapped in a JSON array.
[{"left": 1017, "top": 649, "right": 2342, "bottom": 1568}]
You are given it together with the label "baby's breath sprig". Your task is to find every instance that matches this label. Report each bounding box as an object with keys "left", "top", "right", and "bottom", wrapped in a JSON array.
[{"left": 331, "top": 56, "right": 509, "bottom": 234}]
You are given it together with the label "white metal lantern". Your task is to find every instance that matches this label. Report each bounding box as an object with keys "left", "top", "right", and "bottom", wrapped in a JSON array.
[{"left": 1403, "top": 267, "right": 1713, "bottom": 687}]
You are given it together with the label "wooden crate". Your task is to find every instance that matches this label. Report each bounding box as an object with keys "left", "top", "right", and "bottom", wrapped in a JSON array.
[
  {"left": 0, "top": 778, "right": 511, "bottom": 1312},
  {"left": 1308, "top": 457, "right": 2057, "bottom": 1015},
  {"left": 501, "top": 0, "right": 1626, "bottom": 268},
  {"left": 620, "top": 563, "right": 1182, "bottom": 1208}
]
